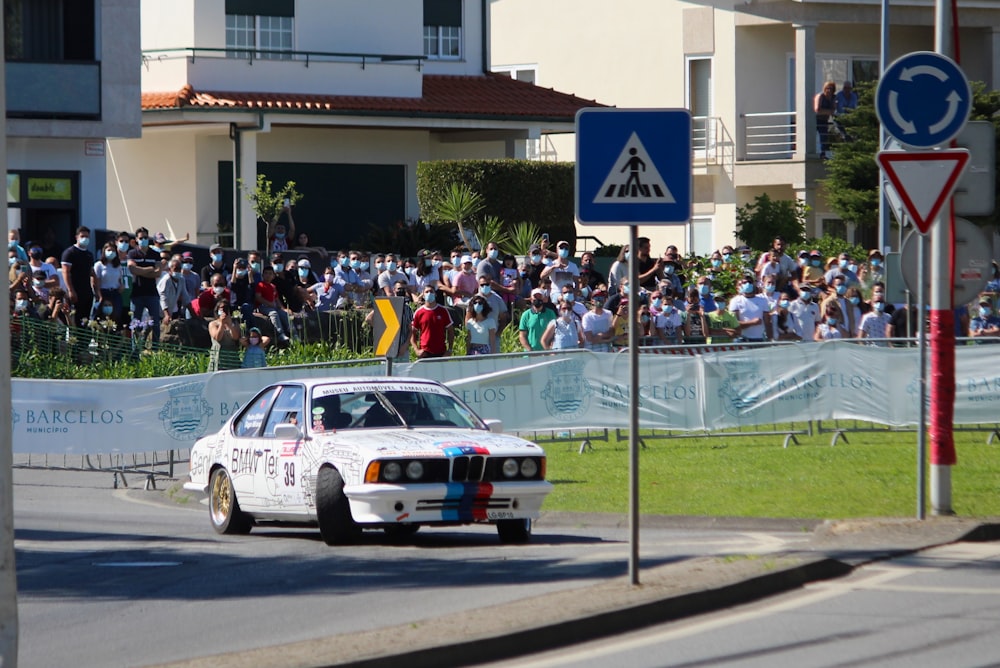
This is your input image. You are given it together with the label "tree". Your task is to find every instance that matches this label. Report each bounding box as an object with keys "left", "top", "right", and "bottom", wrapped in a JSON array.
[
  {"left": 820, "top": 80, "right": 1000, "bottom": 233},
  {"left": 240, "top": 174, "right": 303, "bottom": 224},
  {"left": 735, "top": 193, "right": 808, "bottom": 251},
  {"left": 430, "top": 182, "right": 483, "bottom": 250}
]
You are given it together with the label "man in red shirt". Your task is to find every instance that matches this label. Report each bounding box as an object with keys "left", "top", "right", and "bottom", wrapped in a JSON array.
[
  {"left": 254, "top": 266, "right": 291, "bottom": 345},
  {"left": 411, "top": 285, "right": 454, "bottom": 358}
]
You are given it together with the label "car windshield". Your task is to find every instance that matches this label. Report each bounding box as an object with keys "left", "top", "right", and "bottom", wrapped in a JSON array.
[{"left": 309, "top": 385, "right": 485, "bottom": 432}]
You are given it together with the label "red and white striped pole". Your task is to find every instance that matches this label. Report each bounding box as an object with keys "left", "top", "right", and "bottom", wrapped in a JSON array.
[{"left": 929, "top": 0, "right": 959, "bottom": 515}]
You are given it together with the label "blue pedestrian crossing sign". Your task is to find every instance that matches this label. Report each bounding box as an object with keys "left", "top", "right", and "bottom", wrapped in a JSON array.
[{"left": 576, "top": 108, "right": 692, "bottom": 225}]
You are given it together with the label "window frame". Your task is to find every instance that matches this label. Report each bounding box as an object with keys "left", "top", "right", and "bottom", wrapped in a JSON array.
[{"left": 225, "top": 13, "right": 294, "bottom": 61}]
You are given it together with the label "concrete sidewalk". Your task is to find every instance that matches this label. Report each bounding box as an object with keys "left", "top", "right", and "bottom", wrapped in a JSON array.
[{"left": 150, "top": 512, "right": 1000, "bottom": 668}]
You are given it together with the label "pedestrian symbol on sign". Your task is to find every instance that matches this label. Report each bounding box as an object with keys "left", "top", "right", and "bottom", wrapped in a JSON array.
[{"left": 593, "top": 132, "right": 675, "bottom": 204}]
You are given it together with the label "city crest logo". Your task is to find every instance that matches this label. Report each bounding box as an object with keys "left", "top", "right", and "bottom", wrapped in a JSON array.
[
  {"left": 718, "top": 357, "right": 767, "bottom": 417},
  {"left": 541, "top": 359, "right": 592, "bottom": 422},
  {"left": 158, "top": 382, "right": 213, "bottom": 441}
]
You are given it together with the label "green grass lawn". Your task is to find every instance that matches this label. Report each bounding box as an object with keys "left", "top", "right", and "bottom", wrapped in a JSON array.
[{"left": 539, "top": 427, "right": 1000, "bottom": 520}]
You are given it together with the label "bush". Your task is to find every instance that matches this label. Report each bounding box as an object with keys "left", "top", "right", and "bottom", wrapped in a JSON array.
[{"left": 416, "top": 160, "right": 577, "bottom": 251}]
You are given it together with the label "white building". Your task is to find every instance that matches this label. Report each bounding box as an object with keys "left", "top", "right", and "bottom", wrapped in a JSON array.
[
  {"left": 490, "top": 0, "right": 1000, "bottom": 255},
  {"left": 7, "top": 0, "right": 141, "bottom": 252},
  {"left": 110, "top": 0, "right": 602, "bottom": 252}
]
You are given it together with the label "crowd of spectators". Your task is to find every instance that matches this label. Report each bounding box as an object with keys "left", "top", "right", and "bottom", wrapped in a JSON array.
[{"left": 9, "top": 218, "right": 1000, "bottom": 368}]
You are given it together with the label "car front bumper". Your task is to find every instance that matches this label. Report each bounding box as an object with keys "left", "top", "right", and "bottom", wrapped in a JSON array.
[{"left": 345, "top": 480, "right": 553, "bottom": 525}]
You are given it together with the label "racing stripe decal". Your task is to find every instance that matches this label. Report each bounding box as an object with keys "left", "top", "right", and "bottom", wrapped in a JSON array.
[{"left": 442, "top": 482, "right": 494, "bottom": 521}]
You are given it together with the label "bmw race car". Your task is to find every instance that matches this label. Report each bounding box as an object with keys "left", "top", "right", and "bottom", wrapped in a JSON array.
[{"left": 184, "top": 377, "right": 552, "bottom": 544}]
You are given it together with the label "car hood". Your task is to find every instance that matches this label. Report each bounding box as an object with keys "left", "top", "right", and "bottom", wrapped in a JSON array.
[{"left": 313, "top": 428, "right": 545, "bottom": 458}]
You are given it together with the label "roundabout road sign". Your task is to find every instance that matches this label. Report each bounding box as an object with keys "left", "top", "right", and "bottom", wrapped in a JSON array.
[{"left": 876, "top": 51, "right": 971, "bottom": 148}]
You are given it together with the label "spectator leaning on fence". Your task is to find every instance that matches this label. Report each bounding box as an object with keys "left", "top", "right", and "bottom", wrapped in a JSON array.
[
  {"left": 465, "top": 294, "right": 497, "bottom": 355},
  {"left": 969, "top": 297, "right": 1000, "bottom": 340},
  {"left": 411, "top": 285, "right": 454, "bottom": 358},
  {"left": 729, "top": 275, "right": 770, "bottom": 342},
  {"left": 581, "top": 289, "right": 614, "bottom": 352},
  {"left": 858, "top": 291, "right": 893, "bottom": 345},
  {"left": 542, "top": 300, "right": 584, "bottom": 350}
]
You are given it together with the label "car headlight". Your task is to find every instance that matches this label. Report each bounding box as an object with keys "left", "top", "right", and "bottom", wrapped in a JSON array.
[
  {"left": 405, "top": 460, "right": 424, "bottom": 480},
  {"left": 502, "top": 458, "right": 519, "bottom": 478},
  {"left": 520, "top": 458, "right": 539, "bottom": 478},
  {"left": 383, "top": 461, "right": 403, "bottom": 482}
]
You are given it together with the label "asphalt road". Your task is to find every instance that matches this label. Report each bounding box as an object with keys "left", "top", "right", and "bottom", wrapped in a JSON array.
[
  {"left": 12, "top": 468, "right": 815, "bottom": 668},
  {"left": 480, "top": 541, "right": 1000, "bottom": 668}
]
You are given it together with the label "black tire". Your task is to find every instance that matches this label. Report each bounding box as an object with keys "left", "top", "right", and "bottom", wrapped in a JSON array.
[
  {"left": 497, "top": 518, "right": 532, "bottom": 544},
  {"left": 316, "top": 466, "right": 359, "bottom": 545},
  {"left": 384, "top": 523, "right": 420, "bottom": 540},
  {"left": 209, "top": 468, "right": 252, "bottom": 535}
]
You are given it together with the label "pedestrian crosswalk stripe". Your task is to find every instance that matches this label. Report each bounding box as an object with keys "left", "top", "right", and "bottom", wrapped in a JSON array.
[{"left": 593, "top": 132, "right": 676, "bottom": 204}]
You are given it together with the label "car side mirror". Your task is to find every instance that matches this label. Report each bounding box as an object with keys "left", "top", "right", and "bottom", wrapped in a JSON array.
[
  {"left": 273, "top": 423, "right": 302, "bottom": 440},
  {"left": 484, "top": 419, "right": 504, "bottom": 434}
]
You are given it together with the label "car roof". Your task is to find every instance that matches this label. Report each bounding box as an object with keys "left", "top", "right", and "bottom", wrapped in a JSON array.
[{"left": 275, "top": 377, "right": 445, "bottom": 391}]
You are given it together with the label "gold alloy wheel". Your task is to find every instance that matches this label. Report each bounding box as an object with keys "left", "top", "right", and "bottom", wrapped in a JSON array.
[{"left": 211, "top": 471, "right": 232, "bottom": 524}]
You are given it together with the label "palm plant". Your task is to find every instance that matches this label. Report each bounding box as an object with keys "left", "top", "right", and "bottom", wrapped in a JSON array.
[
  {"left": 431, "top": 183, "right": 483, "bottom": 250},
  {"left": 470, "top": 215, "right": 509, "bottom": 251},
  {"left": 502, "top": 221, "right": 541, "bottom": 256}
]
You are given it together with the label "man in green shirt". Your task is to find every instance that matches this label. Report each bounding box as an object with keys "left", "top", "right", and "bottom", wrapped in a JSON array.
[
  {"left": 707, "top": 292, "right": 739, "bottom": 343},
  {"left": 519, "top": 288, "right": 556, "bottom": 351}
]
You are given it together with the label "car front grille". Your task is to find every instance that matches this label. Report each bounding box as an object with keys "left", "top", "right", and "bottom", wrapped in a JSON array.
[{"left": 451, "top": 455, "right": 485, "bottom": 482}]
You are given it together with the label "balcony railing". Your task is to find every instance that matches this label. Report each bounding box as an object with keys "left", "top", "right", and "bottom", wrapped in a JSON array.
[
  {"left": 692, "top": 116, "right": 734, "bottom": 179},
  {"left": 142, "top": 47, "right": 426, "bottom": 70},
  {"left": 742, "top": 111, "right": 795, "bottom": 160},
  {"left": 6, "top": 61, "right": 101, "bottom": 119}
]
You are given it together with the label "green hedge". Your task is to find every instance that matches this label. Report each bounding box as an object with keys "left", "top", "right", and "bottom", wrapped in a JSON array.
[{"left": 416, "top": 159, "right": 578, "bottom": 248}]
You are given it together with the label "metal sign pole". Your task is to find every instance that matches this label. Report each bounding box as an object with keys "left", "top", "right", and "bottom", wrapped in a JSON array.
[
  {"left": 917, "top": 236, "right": 927, "bottom": 519},
  {"left": 628, "top": 225, "right": 640, "bottom": 586}
]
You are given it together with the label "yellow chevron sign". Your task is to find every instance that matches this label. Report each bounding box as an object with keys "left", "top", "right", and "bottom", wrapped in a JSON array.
[{"left": 373, "top": 297, "right": 402, "bottom": 357}]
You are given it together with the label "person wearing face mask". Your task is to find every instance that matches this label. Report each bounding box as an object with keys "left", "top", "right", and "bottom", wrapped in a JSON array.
[
  {"left": 823, "top": 276, "right": 857, "bottom": 337},
  {"left": 200, "top": 243, "right": 231, "bottom": 285},
  {"left": 581, "top": 289, "right": 614, "bottom": 352},
  {"left": 8, "top": 230, "right": 28, "bottom": 264},
  {"left": 127, "top": 227, "right": 163, "bottom": 341},
  {"left": 652, "top": 294, "right": 683, "bottom": 344},
  {"left": 659, "top": 255, "right": 683, "bottom": 295},
  {"left": 540, "top": 240, "right": 581, "bottom": 302},
  {"left": 524, "top": 243, "right": 547, "bottom": 290},
  {"left": 728, "top": 276, "right": 770, "bottom": 342},
  {"left": 192, "top": 273, "right": 231, "bottom": 318},
  {"left": 858, "top": 293, "right": 894, "bottom": 345},
  {"left": 823, "top": 252, "right": 859, "bottom": 288},
  {"left": 229, "top": 257, "right": 256, "bottom": 323},
  {"left": 337, "top": 250, "right": 372, "bottom": 308},
  {"left": 176, "top": 251, "right": 199, "bottom": 299},
  {"left": 208, "top": 301, "right": 242, "bottom": 371},
  {"left": 241, "top": 326, "right": 270, "bottom": 368},
  {"left": 541, "top": 301, "right": 584, "bottom": 350},
  {"left": 445, "top": 255, "right": 478, "bottom": 307},
  {"left": 28, "top": 269, "right": 50, "bottom": 306},
  {"left": 377, "top": 253, "right": 408, "bottom": 296},
  {"left": 156, "top": 257, "right": 191, "bottom": 328},
  {"left": 266, "top": 201, "right": 295, "bottom": 255},
  {"left": 464, "top": 295, "right": 497, "bottom": 355},
  {"left": 695, "top": 275, "right": 717, "bottom": 313},
  {"left": 309, "top": 267, "right": 344, "bottom": 312},
  {"left": 786, "top": 286, "right": 820, "bottom": 341},
  {"left": 559, "top": 284, "right": 587, "bottom": 322},
  {"left": 815, "top": 302, "right": 846, "bottom": 340},
  {"left": 93, "top": 242, "right": 125, "bottom": 325},
  {"left": 859, "top": 249, "right": 886, "bottom": 295},
  {"left": 27, "top": 244, "right": 59, "bottom": 288},
  {"left": 801, "top": 249, "right": 826, "bottom": 289},
  {"left": 411, "top": 285, "right": 454, "bottom": 358},
  {"left": 60, "top": 225, "right": 98, "bottom": 327},
  {"left": 10, "top": 288, "right": 41, "bottom": 335},
  {"left": 519, "top": 288, "right": 557, "bottom": 352},
  {"left": 969, "top": 297, "right": 1000, "bottom": 341}
]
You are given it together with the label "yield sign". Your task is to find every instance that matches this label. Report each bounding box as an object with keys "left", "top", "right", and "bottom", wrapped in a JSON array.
[{"left": 876, "top": 149, "right": 970, "bottom": 234}]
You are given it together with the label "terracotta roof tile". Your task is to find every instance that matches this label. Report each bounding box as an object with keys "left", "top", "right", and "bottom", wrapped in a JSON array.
[{"left": 142, "top": 73, "right": 605, "bottom": 120}]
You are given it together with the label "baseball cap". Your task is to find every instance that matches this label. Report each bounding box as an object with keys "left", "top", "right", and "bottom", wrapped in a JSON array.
[
  {"left": 809, "top": 249, "right": 822, "bottom": 257},
  {"left": 868, "top": 249, "right": 884, "bottom": 258},
  {"left": 460, "top": 254, "right": 473, "bottom": 265},
  {"left": 298, "top": 259, "right": 311, "bottom": 268},
  {"left": 531, "top": 288, "right": 545, "bottom": 297},
  {"left": 557, "top": 240, "right": 570, "bottom": 248},
  {"left": 209, "top": 243, "right": 222, "bottom": 253},
  {"left": 248, "top": 327, "right": 262, "bottom": 335},
  {"left": 181, "top": 251, "right": 194, "bottom": 260}
]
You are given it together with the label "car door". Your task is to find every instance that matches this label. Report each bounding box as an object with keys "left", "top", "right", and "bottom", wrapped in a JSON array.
[
  {"left": 259, "top": 384, "right": 306, "bottom": 511},
  {"left": 229, "top": 386, "right": 280, "bottom": 509}
]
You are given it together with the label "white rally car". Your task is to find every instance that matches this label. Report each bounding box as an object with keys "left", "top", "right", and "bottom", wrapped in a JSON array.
[{"left": 184, "top": 377, "right": 552, "bottom": 544}]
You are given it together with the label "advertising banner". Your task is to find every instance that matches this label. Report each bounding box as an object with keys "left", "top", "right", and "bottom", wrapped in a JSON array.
[{"left": 11, "top": 343, "right": 1000, "bottom": 455}]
